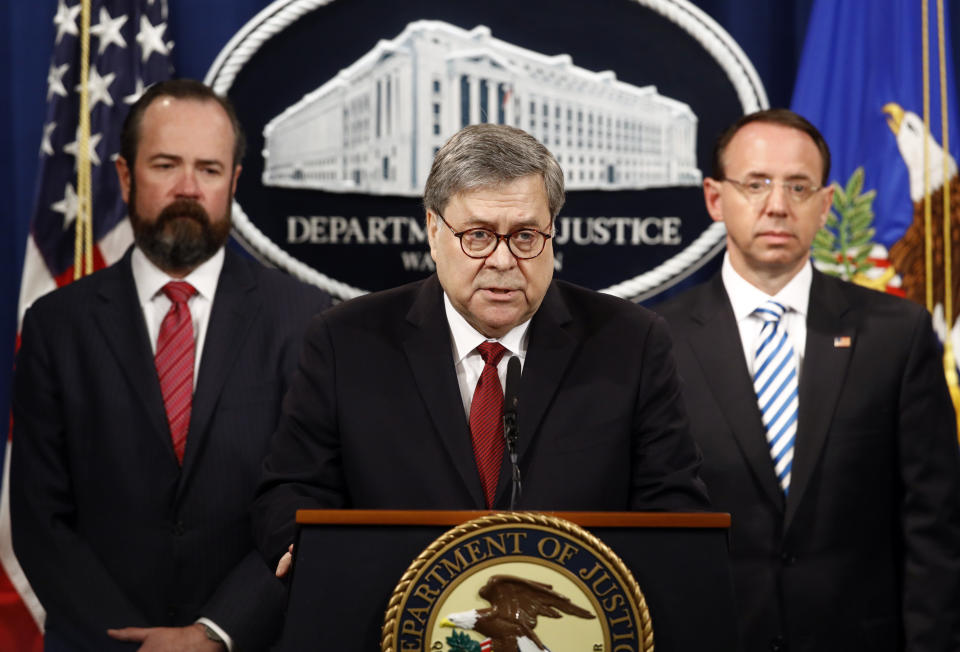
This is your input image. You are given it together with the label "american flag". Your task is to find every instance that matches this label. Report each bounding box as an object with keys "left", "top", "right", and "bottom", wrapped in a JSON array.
[{"left": 0, "top": 1, "right": 172, "bottom": 648}]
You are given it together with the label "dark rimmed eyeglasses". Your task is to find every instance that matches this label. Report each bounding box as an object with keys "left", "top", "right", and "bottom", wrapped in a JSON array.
[
  {"left": 722, "top": 176, "right": 824, "bottom": 204},
  {"left": 434, "top": 212, "right": 552, "bottom": 260}
]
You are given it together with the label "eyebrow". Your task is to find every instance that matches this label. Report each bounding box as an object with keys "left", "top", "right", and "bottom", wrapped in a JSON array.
[
  {"left": 742, "top": 170, "right": 817, "bottom": 182},
  {"left": 460, "top": 216, "right": 549, "bottom": 231},
  {"left": 148, "top": 153, "right": 226, "bottom": 169}
]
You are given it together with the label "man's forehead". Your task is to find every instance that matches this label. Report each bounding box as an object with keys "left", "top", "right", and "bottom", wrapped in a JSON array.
[
  {"left": 724, "top": 122, "right": 823, "bottom": 177},
  {"left": 141, "top": 98, "right": 231, "bottom": 135},
  {"left": 138, "top": 97, "right": 233, "bottom": 157},
  {"left": 450, "top": 176, "right": 548, "bottom": 206}
]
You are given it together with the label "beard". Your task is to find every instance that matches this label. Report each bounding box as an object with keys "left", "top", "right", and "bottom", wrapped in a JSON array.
[{"left": 129, "top": 183, "right": 232, "bottom": 274}]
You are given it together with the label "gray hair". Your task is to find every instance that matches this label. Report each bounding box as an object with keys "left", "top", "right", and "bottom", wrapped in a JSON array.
[{"left": 423, "top": 124, "right": 565, "bottom": 221}]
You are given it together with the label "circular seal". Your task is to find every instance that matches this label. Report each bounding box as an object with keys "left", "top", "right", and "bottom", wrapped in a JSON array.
[
  {"left": 207, "top": 0, "right": 767, "bottom": 301},
  {"left": 381, "top": 513, "right": 652, "bottom": 652}
]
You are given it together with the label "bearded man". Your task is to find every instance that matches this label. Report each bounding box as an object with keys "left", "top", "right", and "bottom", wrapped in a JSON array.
[{"left": 10, "top": 79, "right": 330, "bottom": 652}]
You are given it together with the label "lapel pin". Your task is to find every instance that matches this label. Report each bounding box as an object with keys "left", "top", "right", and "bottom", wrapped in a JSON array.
[{"left": 833, "top": 336, "right": 852, "bottom": 348}]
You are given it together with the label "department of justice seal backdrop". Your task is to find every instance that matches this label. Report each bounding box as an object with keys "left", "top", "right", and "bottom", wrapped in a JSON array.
[
  {"left": 381, "top": 513, "right": 652, "bottom": 652},
  {"left": 206, "top": 0, "right": 766, "bottom": 301}
]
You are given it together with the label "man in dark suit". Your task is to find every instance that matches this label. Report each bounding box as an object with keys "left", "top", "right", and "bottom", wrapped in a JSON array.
[
  {"left": 657, "top": 109, "right": 960, "bottom": 651},
  {"left": 253, "top": 123, "right": 710, "bottom": 570},
  {"left": 11, "top": 79, "right": 330, "bottom": 651}
]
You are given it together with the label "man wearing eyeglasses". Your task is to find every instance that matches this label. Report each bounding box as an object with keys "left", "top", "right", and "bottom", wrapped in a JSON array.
[
  {"left": 253, "top": 123, "right": 711, "bottom": 569},
  {"left": 657, "top": 109, "right": 960, "bottom": 651}
]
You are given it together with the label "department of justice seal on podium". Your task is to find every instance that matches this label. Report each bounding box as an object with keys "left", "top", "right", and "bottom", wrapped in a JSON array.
[{"left": 382, "top": 513, "right": 653, "bottom": 652}]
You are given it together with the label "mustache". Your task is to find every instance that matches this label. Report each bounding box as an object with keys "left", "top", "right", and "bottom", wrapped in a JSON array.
[{"left": 155, "top": 198, "right": 210, "bottom": 226}]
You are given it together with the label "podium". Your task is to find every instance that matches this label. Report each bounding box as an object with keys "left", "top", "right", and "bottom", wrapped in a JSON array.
[{"left": 278, "top": 510, "right": 737, "bottom": 651}]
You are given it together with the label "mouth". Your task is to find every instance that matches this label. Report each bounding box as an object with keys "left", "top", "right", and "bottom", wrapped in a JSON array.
[
  {"left": 480, "top": 287, "right": 521, "bottom": 299},
  {"left": 757, "top": 231, "right": 795, "bottom": 242}
]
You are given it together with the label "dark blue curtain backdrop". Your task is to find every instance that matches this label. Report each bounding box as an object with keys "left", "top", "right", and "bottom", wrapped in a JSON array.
[{"left": 0, "top": 0, "right": 957, "bottom": 445}]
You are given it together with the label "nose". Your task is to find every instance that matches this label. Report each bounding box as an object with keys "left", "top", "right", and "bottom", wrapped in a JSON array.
[
  {"left": 763, "top": 182, "right": 789, "bottom": 215},
  {"left": 174, "top": 168, "right": 201, "bottom": 198},
  {"left": 484, "top": 237, "right": 517, "bottom": 269}
]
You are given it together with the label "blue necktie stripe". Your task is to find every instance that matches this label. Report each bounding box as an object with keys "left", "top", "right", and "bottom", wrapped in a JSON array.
[
  {"left": 754, "top": 332, "right": 787, "bottom": 381},
  {"left": 755, "top": 340, "right": 791, "bottom": 394},
  {"left": 753, "top": 300, "right": 798, "bottom": 495},
  {"left": 769, "top": 409, "right": 798, "bottom": 451},
  {"left": 760, "top": 370, "right": 798, "bottom": 417},
  {"left": 755, "top": 329, "right": 779, "bottom": 359}
]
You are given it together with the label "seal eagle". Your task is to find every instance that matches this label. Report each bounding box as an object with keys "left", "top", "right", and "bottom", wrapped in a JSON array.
[{"left": 440, "top": 574, "right": 596, "bottom": 652}]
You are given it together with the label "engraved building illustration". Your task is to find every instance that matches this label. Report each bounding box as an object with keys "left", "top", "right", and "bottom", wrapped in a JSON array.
[{"left": 262, "top": 20, "right": 702, "bottom": 195}]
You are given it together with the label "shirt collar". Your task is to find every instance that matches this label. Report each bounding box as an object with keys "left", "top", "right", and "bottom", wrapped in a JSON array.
[
  {"left": 442, "top": 292, "right": 530, "bottom": 364},
  {"left": 131, "top": 246, "right": 226, "bottom": 305},
  {"left": 721, "top": 253, "right": 812, "bottom": 321}
]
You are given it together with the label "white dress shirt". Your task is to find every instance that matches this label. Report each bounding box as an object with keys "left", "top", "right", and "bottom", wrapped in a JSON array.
[
  {"left": 721, "top": 253, "right": 812, "bottom": 379},
  {"left": 443, "top": 293, "right": 530, "bottom": 419},
  {"left": 131, "top": 246, "right": 224, "bottom": 388}
]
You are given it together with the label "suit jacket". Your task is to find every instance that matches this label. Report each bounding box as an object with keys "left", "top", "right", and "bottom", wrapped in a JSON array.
[
  {"left": 11, "top": 248, "right": 331, "bottom": 651},
  {"left": 253, "top": 274, "right": 710, "bottom": 564},
  {"left": 657, "top": 270, "right": 960, "bottom": 652}
]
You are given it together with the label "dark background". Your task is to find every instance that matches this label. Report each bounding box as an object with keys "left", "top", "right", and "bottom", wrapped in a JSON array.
[{"left": 1, "top": 0, "right": 958, "bottom": 446}]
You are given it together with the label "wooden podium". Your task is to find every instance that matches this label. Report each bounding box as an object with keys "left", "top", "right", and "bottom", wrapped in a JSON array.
[{"left": 278, "top": 510, "right": 737, "bottom": 651}]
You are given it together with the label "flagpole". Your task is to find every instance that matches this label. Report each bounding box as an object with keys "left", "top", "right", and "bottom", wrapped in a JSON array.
[
  {"left": 934, "top": 0, "right": 960, "bottom": 439},
  {"left": 75, "top": 0, "right": 93, "bottom": 280},
  {"left": 937, "top": 0, "right": 952, "bottom": 330},
  {"left": 922, "top": 0, "right": 934, "bottom": 313}
]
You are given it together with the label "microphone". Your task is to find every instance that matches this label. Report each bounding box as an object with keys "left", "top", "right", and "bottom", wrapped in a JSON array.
[{"left": 503, "top": 356, "right": 522, "bottom": 510}]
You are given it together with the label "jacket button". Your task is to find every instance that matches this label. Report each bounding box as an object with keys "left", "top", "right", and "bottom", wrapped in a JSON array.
[
  {"left": 770, "top": 635, "right": 786, "bottom": 651},
  {"left": 172, "top": 521, "right": 185, "bottom": 536},
  {"left": 780, "top": 551, "right": 797, "bottom": 565}
]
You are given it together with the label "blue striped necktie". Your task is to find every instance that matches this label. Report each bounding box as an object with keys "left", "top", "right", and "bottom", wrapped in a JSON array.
[{"left": 753, "top": 300, "right": 798, "bottom": 495}]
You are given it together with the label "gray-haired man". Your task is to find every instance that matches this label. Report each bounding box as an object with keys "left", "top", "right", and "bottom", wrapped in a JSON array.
[{"left": 253, "top": 124, "right": 710, "bottom": 566}]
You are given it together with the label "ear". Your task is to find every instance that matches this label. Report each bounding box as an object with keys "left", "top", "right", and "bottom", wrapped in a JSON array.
[
  {"left": 703, "top": 178, "right": 724, "bottom": 223},
  {"left": 231, "top": 165, "right": 242, "bottom": 195},
  {"left": 817, "top": 184, "right": 834, "bottom": 228},
  {"left": 426, "top": 211, "right": 440, "bottom": 263},
  {"left": 115, "top": 156, "right": 131, "bottom": 204}
]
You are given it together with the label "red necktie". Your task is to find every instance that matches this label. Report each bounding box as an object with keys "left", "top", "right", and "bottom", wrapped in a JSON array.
[
  {"left": 470, "top": 342, "right": 507, "bottom": 508},
  {"left": 155, "top": 281, "right": 197, "bottom": 464}
]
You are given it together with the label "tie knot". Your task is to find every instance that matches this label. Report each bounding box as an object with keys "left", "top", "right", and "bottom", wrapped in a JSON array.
[
  {"left": 161, "top": 281, "right": 196, "bottom": 305},
  {"left": 477, "top": 341, "right": 507, "bottom": 366},
  {"left": 754, "top": 300, "right": 786, "bottom": 324}
]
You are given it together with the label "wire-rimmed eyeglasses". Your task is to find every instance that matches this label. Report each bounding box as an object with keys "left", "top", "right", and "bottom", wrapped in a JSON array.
[
  {"left": 434, "top": 212, "right": 552, "bottom": 260},
  {"left": 722, "top": 176, "right": 824, "bottom": 204}
]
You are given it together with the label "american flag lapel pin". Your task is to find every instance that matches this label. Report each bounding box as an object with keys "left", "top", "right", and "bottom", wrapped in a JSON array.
[{"left": 833, "top": 335, "right": 852, "bottom": 348}]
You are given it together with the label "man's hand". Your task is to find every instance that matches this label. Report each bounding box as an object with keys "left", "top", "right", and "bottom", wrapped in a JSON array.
[
  {"left": 276, "top": 543, "right": 295, "bottom": 578},
  {"left": 106, "top": 624, "right": 224, "bottom": 651}
]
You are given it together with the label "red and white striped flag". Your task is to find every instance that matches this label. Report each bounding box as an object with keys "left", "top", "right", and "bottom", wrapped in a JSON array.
[{"left": 0, "top": 1, "right": 172, "bottom": 647}]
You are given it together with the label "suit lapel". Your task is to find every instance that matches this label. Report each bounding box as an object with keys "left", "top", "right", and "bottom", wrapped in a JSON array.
[
  {"left": 687, "top": 276, "right": 785, "bottom": 511},
  {"left": 784, "top": 271, "right": 855, "bottom": 529},
  {"left": 514, "top": 282, "right": 576, "bottom": 461},
  {"left": 491, "top": 282, "right": 577, "bottom": 506},
  {"left": 402, "top": 276, "right": 486, "bottom": 507},
  {"left": 178, "top": 251, "right": 260, "bottom": 485},
  {"left": 92, "top": 251, "right": 174, "bottom": 462}
]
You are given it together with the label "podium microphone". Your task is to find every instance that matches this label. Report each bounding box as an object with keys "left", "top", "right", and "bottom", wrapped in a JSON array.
[{"left": 503, "top": 356, "right": 522, "bottom": 510}]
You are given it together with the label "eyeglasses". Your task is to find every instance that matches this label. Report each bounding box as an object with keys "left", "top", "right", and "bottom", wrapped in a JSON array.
[
  {"left": 722, "top": 177, "right": 824, "bottom": 204},
  {"left": 435, "top": 212, "right": 552, "bottom": 260}
]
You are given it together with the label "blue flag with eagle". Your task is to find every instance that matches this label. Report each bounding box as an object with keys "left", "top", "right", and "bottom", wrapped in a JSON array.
[{"left": 791, "top": 0, "right": 960, "bottom": 426}]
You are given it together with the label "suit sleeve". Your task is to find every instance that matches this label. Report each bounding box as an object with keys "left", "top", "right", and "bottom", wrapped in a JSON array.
[
  {"left": 897, "top": 310, "right": 960, "bottom": 651},
  {"left": 199, "top": 550, "right": 286, "bottom": 651},
  {"left": 253, "top": 311, "right": 347, "bottom": 568},
  {"left": 629, "top": 314, "right": 712, "bottom": 511},
  {"left": 10, "top": 306, "right": 149, "bottom": 642},
  {"left": 199, "top": 285, "right": 330, "bottom": 651}
]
